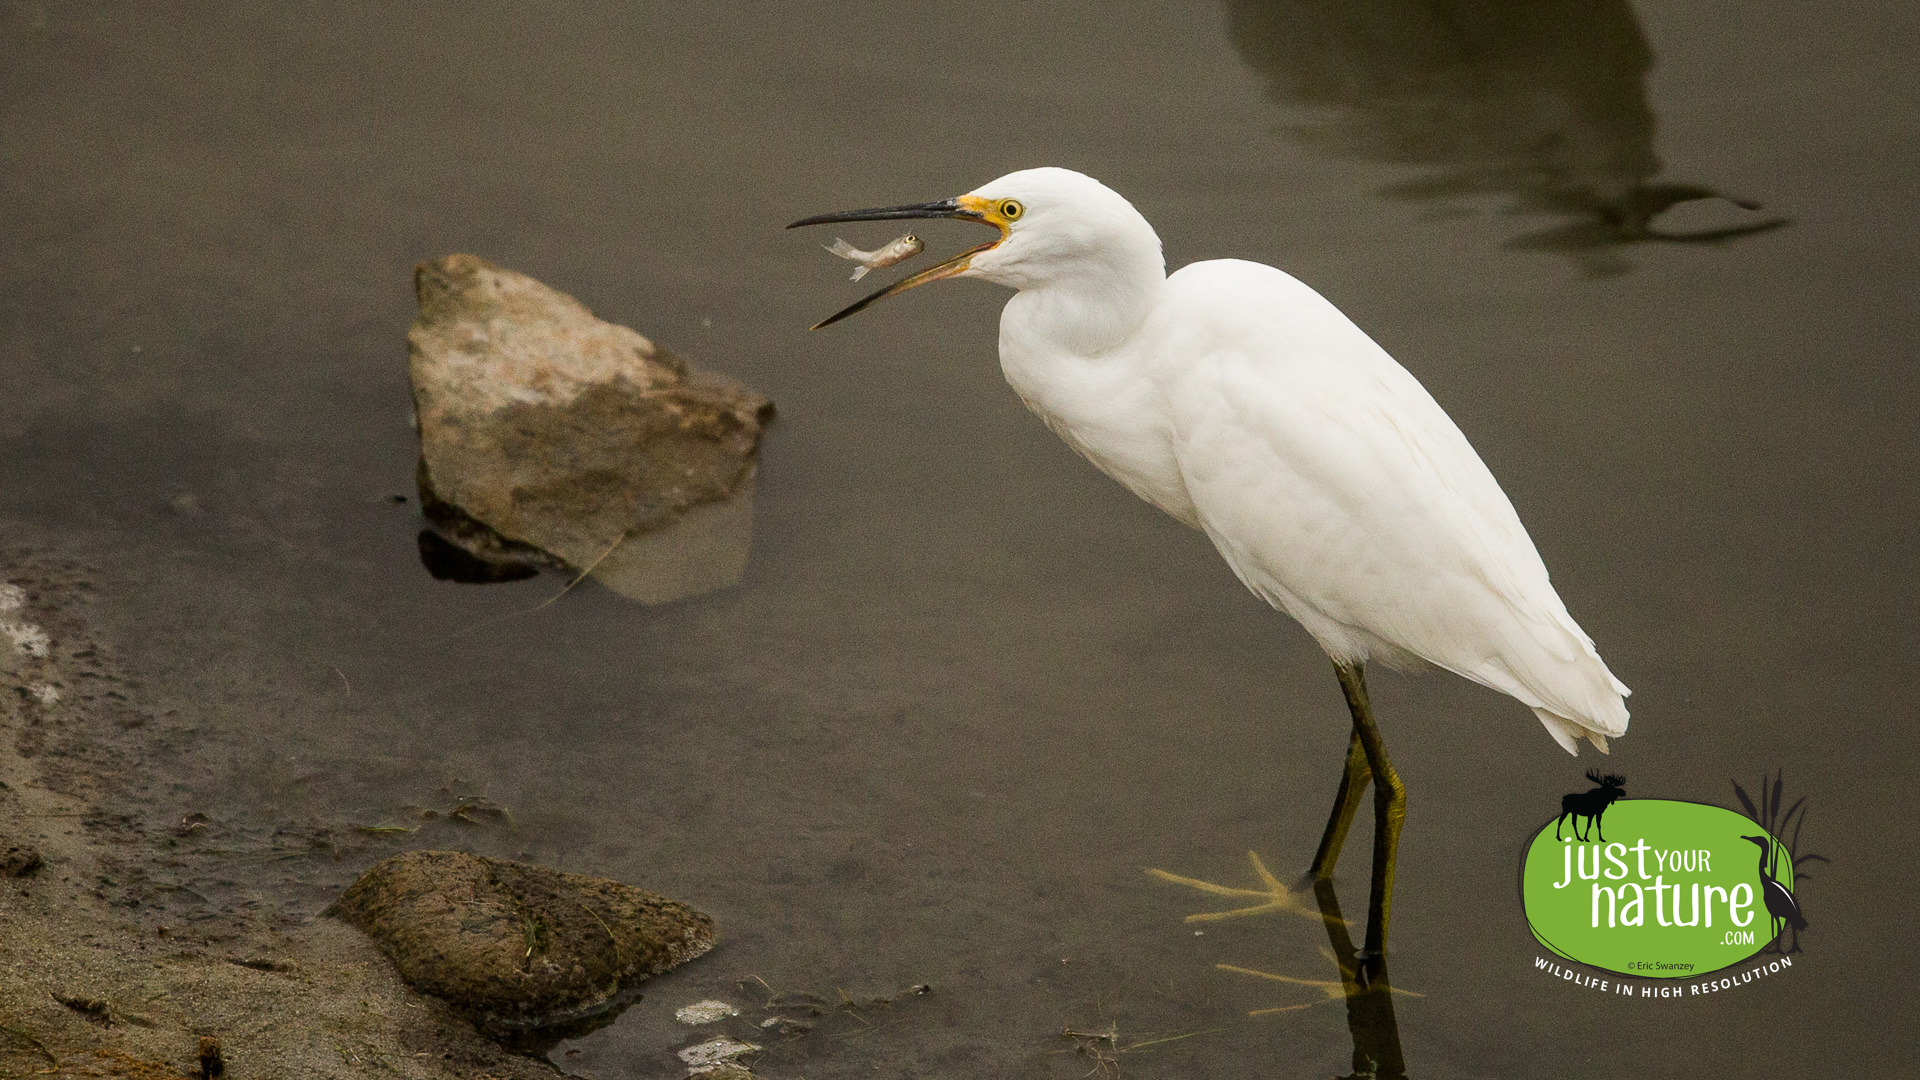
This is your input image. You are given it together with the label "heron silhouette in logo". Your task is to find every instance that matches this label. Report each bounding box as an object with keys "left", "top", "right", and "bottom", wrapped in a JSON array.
[
  {"left": 1732, "top": 770, "right": 1827, "bottom": 954},
  {"left": 1741, "top": 834, "right": 1809, "bottom": 953},
  {"left": 1555, "top": 770, "right": 1626, "bottom": 842}
]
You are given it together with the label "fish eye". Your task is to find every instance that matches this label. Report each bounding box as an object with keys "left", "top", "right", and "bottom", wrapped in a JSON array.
[
  {"left": 999, "top": 200, "right": 1024, "bottom": 220},
  {"left": 904, "top": 234, "right": 917, "bottom": 242}
]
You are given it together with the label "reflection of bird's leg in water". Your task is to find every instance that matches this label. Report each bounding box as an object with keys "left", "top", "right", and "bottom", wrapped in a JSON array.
[
  {"left": 1309, "top": 661, "right": 1406, "bottom": 981},
  {"left": 1312, "top": 877, "right": 1409, "bottom": 1080},
  {"left": 1201, "top": 881, "right": 1417, "bottom": 1078}
]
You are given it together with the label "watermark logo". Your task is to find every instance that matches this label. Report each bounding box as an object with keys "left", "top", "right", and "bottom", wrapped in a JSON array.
[{"left": 1520, "top": 771, "right": 1822, "bottom": 981}]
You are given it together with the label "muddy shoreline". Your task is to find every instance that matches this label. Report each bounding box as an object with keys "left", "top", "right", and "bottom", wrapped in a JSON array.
[
  {"left": 0, "top": 551, "right": 562, "bottom": 1079},
  {"left": 0, "top": 549, "right": 933, "bottom": 1080}
]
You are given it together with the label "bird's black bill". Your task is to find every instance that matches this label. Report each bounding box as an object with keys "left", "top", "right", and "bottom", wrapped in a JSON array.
[{"left": 786, "top": 198, "right": 984, "bottom": 229}]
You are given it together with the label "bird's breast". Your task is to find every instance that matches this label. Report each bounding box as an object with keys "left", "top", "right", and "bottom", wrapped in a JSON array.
[{"left": 997, "top": 315, "right": 1197, "bottom": 526}]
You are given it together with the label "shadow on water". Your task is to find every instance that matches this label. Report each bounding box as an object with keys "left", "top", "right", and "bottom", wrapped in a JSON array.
[{"left": 1223, "top": 0, "right": 1789, "bottom": 275}]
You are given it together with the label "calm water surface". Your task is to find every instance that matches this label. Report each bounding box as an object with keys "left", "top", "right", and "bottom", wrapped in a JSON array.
[{"left": 3, "top": 2, "right": 1916, "bottom": 1076}]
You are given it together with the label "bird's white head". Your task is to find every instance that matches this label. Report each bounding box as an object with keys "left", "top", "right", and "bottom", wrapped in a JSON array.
[
  {"left": 790, "top": 167, "right": 1164, "bottom": 329},
  {"left": 961, "top": 168, "right": 1164, "bottom": 291}
]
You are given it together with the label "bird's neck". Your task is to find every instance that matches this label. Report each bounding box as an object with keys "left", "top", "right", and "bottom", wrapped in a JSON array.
[{"left": 1000, "top": 255, "right": 1167, "bottom": 358}]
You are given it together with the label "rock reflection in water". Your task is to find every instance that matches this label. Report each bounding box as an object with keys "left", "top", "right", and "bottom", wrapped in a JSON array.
[{"left": 1224, "top": 0, "right": 1788, "bottom": 274}]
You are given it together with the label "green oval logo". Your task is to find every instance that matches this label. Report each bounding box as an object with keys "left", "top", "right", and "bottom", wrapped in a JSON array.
[{"left": 1521, "top": 799, "right": 1794, "bottom": 978}]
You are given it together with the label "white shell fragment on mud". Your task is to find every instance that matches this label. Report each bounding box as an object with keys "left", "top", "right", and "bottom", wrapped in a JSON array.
[
  {"left": 2, "top": 619, "right": 49, "bottom": 657},
  {"left": 675, "top": 999, "right": 742, "bottom": 1025},
  {"left": 678, "top": 1036, "right": 761, "bottom": 1071}
]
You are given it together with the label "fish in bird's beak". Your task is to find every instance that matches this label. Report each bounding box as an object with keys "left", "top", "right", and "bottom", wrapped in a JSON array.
[{"left": 787, "top": 195, "right": 1012, "bottom": 328}]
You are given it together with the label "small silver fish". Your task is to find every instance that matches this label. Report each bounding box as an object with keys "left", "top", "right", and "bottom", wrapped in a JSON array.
[{"left": 823, "top": 234, "right": 924, "bottom": 281}]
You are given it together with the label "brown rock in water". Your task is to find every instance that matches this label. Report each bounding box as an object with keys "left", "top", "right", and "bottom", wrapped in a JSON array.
[
  {"left": 409, "top": 254, "right": 773, "bottom": 602},
  {"left": 327, "top": 850, "right": 715, "bottom": 1046}
]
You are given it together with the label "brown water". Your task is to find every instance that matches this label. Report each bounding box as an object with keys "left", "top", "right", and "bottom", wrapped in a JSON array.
[{"left": 3, "top": 1, "right": 1916, "bottom": 1076}]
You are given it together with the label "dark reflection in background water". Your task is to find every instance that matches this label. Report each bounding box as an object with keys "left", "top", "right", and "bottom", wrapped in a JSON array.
[{"left": 1225, "top": 0, "right": 1788, "bottom": 274}]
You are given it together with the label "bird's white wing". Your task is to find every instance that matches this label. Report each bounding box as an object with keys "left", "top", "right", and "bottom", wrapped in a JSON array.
[{"left": 1154, "top": 261, "right": 1628, "bottom": 751}]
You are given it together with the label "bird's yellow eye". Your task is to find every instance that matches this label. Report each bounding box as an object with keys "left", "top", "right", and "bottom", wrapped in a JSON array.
[{"left": 999, "top": 200, "right": 1024, "bottom": 220}]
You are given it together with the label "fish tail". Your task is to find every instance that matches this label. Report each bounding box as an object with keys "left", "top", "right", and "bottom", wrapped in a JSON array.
[{"left": 824, "top": 238, "right": 860, "bottom": 260}]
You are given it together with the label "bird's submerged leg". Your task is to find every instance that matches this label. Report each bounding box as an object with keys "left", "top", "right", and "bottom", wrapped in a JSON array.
[
  {"left": 1332, "top": 660, "right": 1407, "bottom": 975},
  {"left": 1308, "top": 730, "right": 1372, "bottom": 881}
]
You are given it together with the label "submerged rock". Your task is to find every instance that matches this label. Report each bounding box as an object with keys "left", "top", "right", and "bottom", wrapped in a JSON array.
[
  {"left": 409, "top": 254, "right": 773, "bottom": 602},
  {"left": 327, "top": 850, "right": 715, "bottom": 1048}
]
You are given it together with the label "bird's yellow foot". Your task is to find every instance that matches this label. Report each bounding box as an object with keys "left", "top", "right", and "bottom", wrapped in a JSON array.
[
  {"left": 1218, "top": 951, "right": 1423, "bottom": 1017},
  {"left": 1218, "top": 961, "right": 1345, "bottom": 1015},
  {"left": 1147, "top": 851, "right": 1341, "bottom": 924}
]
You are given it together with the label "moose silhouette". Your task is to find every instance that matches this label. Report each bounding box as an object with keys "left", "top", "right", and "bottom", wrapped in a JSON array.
[{"left": 1555, "top": 770, "right": 1626, "bottom": 842}]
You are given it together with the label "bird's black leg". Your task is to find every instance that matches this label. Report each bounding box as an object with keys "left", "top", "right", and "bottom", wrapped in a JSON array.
[
  {"left": 1310, "top": 728, "right": 1371, "bottom": 881},
  {"left": 1332, "top": 660, "right": 1407, "bottom": 976}
]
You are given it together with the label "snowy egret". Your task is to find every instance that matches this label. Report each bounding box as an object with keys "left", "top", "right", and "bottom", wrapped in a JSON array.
[{"left": 789, "top": 167, "right": 1629, "bottom": 970}]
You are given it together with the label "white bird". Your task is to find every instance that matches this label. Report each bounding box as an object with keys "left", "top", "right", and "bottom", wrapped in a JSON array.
[{"left": 789, "top": 166, "right": 1629, "bottom": 971}]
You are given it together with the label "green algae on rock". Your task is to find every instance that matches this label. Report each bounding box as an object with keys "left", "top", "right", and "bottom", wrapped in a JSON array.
[{"left": 327, "top": 850, "right": 716, "bottom": 1048}]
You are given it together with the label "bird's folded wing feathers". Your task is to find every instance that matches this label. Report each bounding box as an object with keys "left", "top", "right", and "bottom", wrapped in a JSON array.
[{"left": 1158, "top": 261, "right": 1628, "bottom": 744}]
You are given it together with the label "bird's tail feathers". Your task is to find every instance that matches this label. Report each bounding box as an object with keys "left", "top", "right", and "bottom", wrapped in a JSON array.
[
  {"left": 1534, "top": 707, "right": 1612, "bottom": 757},
  {"left": 1480, "top": 606, "right": 1631, "bottom": 754},
  {"left": 1442, "top": 628, "right": 1628, "bottom": 756}
]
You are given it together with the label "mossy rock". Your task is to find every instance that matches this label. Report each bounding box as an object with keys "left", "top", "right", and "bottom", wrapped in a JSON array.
[{"left": 328, "top": 850, "right": 714, "bottom": 1047}]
